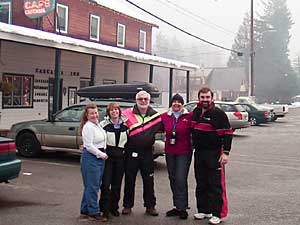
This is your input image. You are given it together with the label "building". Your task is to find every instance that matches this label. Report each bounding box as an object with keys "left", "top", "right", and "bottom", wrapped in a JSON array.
[
  {"left": 0, "top": 0, "right": 198, "bottom": 129},
  {"left": 205, "top": 67, "right": 248, "bottom": 101}
]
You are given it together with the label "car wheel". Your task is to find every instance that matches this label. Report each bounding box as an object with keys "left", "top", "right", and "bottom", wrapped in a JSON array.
[
  {"left": 17, "top": 132, "right": 41, "bottom": 157},
  {"left": 249, "top": 117, "right": 257, "bottom": 126}
]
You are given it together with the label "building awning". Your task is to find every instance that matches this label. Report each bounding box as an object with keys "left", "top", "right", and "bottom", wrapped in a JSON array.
[{"left": 0, "top": 23, "right": 199, "bottom": 71}]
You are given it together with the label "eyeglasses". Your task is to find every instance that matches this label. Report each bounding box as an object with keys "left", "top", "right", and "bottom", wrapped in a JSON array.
[{"left": 137, "top": 98, "right": 149, "bottom": 101}]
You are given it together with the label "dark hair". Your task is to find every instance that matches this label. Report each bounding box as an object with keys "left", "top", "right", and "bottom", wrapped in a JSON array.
[
  {"left": 80, "top": 104, "right": 98, "bottom": 134},
  {"left": 106, "top": 102, "right": 122, "bottom": 118},
  {"left": 171, "top": 93, "right": 184, "bottom": 105},
  {"left": 198, "top": 87, "right": 214, "bottom": 98}
]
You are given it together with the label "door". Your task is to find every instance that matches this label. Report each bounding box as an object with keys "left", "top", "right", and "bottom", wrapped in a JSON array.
[{"left": 42, "top": 105, "right": 84, "bottom": 150}]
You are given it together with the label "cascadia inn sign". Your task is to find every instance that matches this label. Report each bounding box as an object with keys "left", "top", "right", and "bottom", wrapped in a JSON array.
[{"left": 24, "top": 0, "right": 55, "bottom": 19}]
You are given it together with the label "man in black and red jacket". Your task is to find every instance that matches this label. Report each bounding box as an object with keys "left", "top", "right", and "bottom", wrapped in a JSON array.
[{"left": 191, "top": 87, "right": 233, "bottom": 225}]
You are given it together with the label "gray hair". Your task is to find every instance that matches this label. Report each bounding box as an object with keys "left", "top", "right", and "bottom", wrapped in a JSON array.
[{"left": 136, "top": 90, "right": 151, "bottom": 100}]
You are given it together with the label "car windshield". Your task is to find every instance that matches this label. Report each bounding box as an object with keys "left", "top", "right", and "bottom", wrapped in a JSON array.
[
  {"left": 55, "top": 106, "right": 85, "bottom": 122},
  {"left": 215, "top": 103, "right": 236, "bottom": 112},
  {"left": 235, "top": 104, "right": 247, "bottom": 112},
  {"left": 184, "top": 102, "right": 197, "bottom": 112}
]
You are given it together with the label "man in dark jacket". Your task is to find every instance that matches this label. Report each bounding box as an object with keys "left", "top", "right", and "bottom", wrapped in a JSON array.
[
  {"left": 192, "top": 87, "right": 233, "bottom": 225},
  {"left": 121, "top": 90, "right": 162, "bottom": 216}
]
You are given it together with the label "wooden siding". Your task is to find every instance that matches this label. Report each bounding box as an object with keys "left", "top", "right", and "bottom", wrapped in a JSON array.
[
  {"left": 0, "top": 41, "right": 55, "bottom": 129},
  {"left": 128, "top": 62, "right": 150, "bottom": 82},
  {"left": 95, "top": 56, "right": 124, "bottom": 84}
]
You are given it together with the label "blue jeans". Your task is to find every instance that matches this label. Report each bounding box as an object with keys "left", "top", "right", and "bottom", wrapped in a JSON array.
[
  {"left": 80, "top": 149, "right": 105, "bottom": 215},
  {"left": 165, "top": 152, "right": 192, "bottom": 210}
]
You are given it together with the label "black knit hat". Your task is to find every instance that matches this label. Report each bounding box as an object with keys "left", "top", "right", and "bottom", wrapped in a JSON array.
[{"left": 171, "top": 93, "right": 184, "bottom": 105}]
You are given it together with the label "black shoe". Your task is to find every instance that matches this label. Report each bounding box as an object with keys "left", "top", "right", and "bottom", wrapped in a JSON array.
[
  {"left": 146, "top": 208, "right": 159, "bottom": 216},
  {"left": 166, "top": 208, "right": 180, "bottom": 217},
  {"left": 87, "top": 213, "right": 102, "bottom": 221},
  {"left": 110, "top": 209, "right": 120, "bottom": 217},
  {"left": 179, "top": 210, "right": 188, "bottom": 219}
]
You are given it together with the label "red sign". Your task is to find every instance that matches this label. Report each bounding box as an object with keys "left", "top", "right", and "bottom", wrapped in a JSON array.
[{"left": 24, "top": 0, "right": 55, "bottom": 19}]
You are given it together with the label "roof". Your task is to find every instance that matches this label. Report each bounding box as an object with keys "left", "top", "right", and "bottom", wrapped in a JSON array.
[
  {"left": 192, "top": 68, "right": 213, "bottom": 78},
  {"left": 0, "top": 23, "right": 198, "bottom": 71},
  {"left": 93, "top": 0, "right": 158, "bottom": 27},
  {"left": 206, "top": 67, "right": 247, "bottom": 91}
]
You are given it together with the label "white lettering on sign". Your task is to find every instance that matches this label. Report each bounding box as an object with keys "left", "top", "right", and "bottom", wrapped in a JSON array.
[
  {"left": 25, "top": 8, "right": 46, "bottom": 15},
  {"left": 24, "top": 0, "right": 50, "bottom": 10}
]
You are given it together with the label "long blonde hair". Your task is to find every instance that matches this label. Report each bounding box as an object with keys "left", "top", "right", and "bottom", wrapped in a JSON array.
[{"left": 80, "top": 104, "right": 98, "bottom": 134}]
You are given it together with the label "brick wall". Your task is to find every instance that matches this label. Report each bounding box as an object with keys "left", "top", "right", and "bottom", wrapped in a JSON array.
[
  {"left": 12, "top": 0, "right": 39, "bottom": 29},
  {"left": 12, "top": 0, "right": 153, "bottom": 53}
]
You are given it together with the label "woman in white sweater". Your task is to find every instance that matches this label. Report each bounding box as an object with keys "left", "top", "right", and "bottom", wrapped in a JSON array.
[{"left": 79, "top": 104, "right": 108, "bottom": 221}]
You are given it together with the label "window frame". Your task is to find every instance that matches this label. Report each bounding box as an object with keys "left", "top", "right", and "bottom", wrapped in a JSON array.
[
  {"left": 117, "top": 23, "right": 126, "bottom": 47},
  {"left": 54, "top": 105, "right": 84, "bottom": 122},
  {"left": 0, "top": 1, "right": 12, "bottom": 24},
  {"left": 90, "top": 14, "right": 100, "bottom": 41},
  {"left": 2, "top": 73, "right": 34, "bottom": 109},
  {"left": 56, "top": 3, "right": 69, "bottom": 34},
  {"left": 68, "top": 86, "right": 77, "bottom": 106},
  {"left": 139, "top": 30, "right": 146, "bottom": 52}
]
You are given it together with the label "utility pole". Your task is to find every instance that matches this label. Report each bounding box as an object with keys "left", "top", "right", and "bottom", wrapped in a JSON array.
[
  {"left": 250, "top": 0, "right": 254, "bottom": 96},
  {"left": 298, "top": 56, "right": 300, "bottom": 93},
  {"left": 297, "top": 56, "right": 300, "bottom": 79}
]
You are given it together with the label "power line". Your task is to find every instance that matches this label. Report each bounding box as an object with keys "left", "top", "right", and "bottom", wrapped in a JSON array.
[
  {"left": 154, "top": 45, "right": 224, "bottom": 52},
  {"left": 159, "top": 0, "right": 236, "bottom": 36},
  {"left": 154, "top": 50, "right": 228, "bottom": 58},
  {"left": 125, "top": 0, "right": 243, "bottom": 56}
]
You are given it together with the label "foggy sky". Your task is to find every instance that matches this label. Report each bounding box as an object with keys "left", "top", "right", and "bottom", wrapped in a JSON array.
[{"left": 119, "top": 0, "right": 300, "bottom": 66}]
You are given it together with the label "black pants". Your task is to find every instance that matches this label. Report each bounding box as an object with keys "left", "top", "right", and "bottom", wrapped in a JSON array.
[
  {"left": 165, "top": 152, "right": 192, "bottom": 210},
  {"left": 99, "top": 156, "right": 125, "bottom": 213},
  {"left": 194, "top": 149, "right": 228, "bottom": 218},
  {"left": 123, "top": 147, "right": 156, "bottom": 208}
]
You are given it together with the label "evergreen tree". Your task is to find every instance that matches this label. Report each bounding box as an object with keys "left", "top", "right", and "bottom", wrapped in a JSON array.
[
  {"left": 254, "top": 0, "right": 297, "bottom": 102},
  {"left": 228, "top": 0, "right": 298, "bottom": 102},
  {"left": 227, "top": 13, "right": 250, "bottom": 68}
]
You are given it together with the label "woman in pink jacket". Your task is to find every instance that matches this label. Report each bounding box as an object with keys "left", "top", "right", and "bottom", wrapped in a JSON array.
[{"left": 161, "top": 93, "right": 193, "bottom": 220}]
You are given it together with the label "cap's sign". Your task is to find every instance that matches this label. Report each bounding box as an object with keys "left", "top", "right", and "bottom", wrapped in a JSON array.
[{"left": 24, "top": 0, "right": 55, "bottom": 19}]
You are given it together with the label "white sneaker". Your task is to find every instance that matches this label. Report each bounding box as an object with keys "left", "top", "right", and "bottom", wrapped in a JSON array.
[
  {"left": 208, "top": 216, "right": 222, "bottom": 224},
  {"left": 194, "top": 212, "right": 213, "bottom": 220}
]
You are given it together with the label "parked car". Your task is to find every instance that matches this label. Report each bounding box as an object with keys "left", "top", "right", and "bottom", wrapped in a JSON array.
[
  {"left": 237, "top": 103, "right": 272, "bottom": 126},
  {"left": 0, "top": 137, "right": 22, "bottom": 183},
  {"left": 7, "top": 99, "right": 166, "bottom": 159},
  {"left": 184, "top": 101, "right": 250, "bottom": 131},
  {"left": 235, "top": 96, "right": 288, "bottom": 121}
]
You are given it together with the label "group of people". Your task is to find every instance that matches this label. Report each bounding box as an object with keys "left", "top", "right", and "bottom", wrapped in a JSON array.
[{"left": 78, "top": 87, "right": 233, "bottom": 225}]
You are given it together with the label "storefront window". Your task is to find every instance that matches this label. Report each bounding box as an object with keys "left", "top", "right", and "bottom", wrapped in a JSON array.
[{"left": 2, "top": 74, "right": 33, "bottom": 108}]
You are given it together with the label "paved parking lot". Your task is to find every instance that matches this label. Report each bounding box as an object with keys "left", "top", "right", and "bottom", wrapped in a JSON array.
[{"left": 1, "top": 108, "right": 300, "bottom": 225}]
